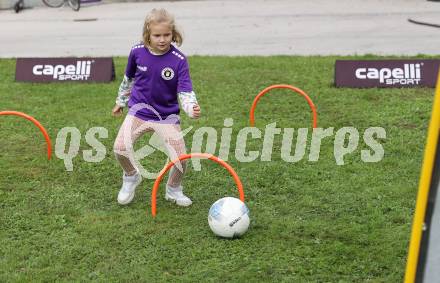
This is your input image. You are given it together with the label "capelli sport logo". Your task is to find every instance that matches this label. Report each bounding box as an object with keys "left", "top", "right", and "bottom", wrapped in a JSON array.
[
  {"left": 161, "top": 67, "right": 175, "bottom": 80},
  {"left": 32, "top": 60, "right": 94, "bottom": 81},
  {"left": 137, "top": 65, "right": 148, "bottom": 72},
  {"left": 355, "top": 63, "right": 423, "bottom": 85}
]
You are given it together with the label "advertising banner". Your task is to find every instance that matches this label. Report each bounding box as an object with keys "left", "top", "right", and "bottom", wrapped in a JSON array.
[
  {"left": 15, "top": 57, "right": 115, "bottom": 83},
  {"left": 335, "top": 59, "right": 440, "bottom": 88}
]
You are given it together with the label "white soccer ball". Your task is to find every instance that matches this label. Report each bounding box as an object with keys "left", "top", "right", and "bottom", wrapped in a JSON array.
[{"left": 208, "top": 197, "right": 250, "bottom": 238}]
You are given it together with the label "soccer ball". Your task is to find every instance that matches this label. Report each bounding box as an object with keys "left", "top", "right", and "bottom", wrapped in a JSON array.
[{"left": 208, "top": 197, "right": 250, "bottom": 238}]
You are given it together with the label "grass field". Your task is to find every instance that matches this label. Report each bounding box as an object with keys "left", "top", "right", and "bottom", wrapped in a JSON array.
[{"left": 0, "top": 55, "right": 438, "bottom": 282}]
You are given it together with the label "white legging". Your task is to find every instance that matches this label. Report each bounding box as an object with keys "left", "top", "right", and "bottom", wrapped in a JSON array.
[{"left": 113, "top": 115, "right": 186, "bottom": 188}]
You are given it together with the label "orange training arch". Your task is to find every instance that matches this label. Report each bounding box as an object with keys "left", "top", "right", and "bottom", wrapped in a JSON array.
[
  {"left": 0, "top": 111, "right": 52, "bottom": 160},
  {"left": 249, "top": 84, "right": 318, "bottom": 128},
  {"left": 151, "top": 153, "right": 245, "bottom": 217}
]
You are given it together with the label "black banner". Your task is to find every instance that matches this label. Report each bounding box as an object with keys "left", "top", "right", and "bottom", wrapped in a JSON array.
[
  {"left": 15, "top": 57, "right": 115, "bottom": 83},
  {"left": 335, "top": 59, "right": 440, "bottom": 88}
]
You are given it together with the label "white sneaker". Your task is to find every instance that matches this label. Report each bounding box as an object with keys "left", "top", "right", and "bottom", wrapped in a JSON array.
[
  {"left": 117, "top": 171, "right": 142, "bottom": 205},
  {"left": 165, "top": 185, "right": 192, "bottom": 207}
]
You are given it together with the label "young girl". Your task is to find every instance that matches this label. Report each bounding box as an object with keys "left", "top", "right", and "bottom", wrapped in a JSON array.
[{"left": 112, "top": 8, "right": 201, "bottom": 206}]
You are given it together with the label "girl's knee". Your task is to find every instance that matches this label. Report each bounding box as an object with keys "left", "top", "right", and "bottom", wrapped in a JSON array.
[{"left": 113, "top": 141, "right": 129, "bottom": 155}]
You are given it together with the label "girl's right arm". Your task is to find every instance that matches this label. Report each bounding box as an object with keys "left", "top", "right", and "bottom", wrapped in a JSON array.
[
  {"left": 115, "top": 75, "right": 133, "bottom": 107},
  {"left": 113, "top": 46, "right": 137, "bottom": 116},
  {"left": 112, "top": 75, "right": 133, "bottom": 116}
]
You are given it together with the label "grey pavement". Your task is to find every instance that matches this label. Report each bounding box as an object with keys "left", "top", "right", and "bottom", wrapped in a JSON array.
[{"left": 0, "top": 0, "right": 439, "bottom": 57}]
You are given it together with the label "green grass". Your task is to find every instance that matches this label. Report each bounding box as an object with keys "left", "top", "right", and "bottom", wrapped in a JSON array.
[{"left": 0, "top": 55, "right": 438, "bottom": 282}]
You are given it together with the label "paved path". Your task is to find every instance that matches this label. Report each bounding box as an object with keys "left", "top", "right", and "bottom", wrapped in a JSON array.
[{"left": 0, "top": 0, "right": 439, "bottom": 57}]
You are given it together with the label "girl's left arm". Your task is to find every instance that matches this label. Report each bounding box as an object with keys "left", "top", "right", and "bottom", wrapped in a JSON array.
[
  {"left": 177, "top": 57, "right": 200, "bottom": 118},
  {"left": 178, "top": 91, "right": 199, "bottom": 118}
]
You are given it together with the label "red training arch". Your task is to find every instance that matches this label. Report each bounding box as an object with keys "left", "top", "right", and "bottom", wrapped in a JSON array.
[
  {"left": 249, "top": 84, "right": 318, "bottom": 128},
  {"left": 151, "top": 153, "right": 245, "bottom": 217},
  {"left": 0, "top": 111, "right": 52, "bottom": 160}
]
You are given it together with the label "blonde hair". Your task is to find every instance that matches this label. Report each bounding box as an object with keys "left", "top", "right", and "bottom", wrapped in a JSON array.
[{"left": 142, "top": 8, "right": 183, "bottom": 48}]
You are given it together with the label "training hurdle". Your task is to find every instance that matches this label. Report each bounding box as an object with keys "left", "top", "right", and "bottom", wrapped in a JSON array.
[
  {"left": 0, "top": 110, "right": 52, "bottom": 160},
  {"left": 249, "top": 84, "right": 318, "bottom": 128},
  {"left": 150, "top": 153, "right": 245, "bottom": 217}
]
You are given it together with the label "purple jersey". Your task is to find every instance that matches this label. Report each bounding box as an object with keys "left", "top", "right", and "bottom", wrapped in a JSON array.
[{"left": 125, "top": 44, "right": 193, "bottom": 122}]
